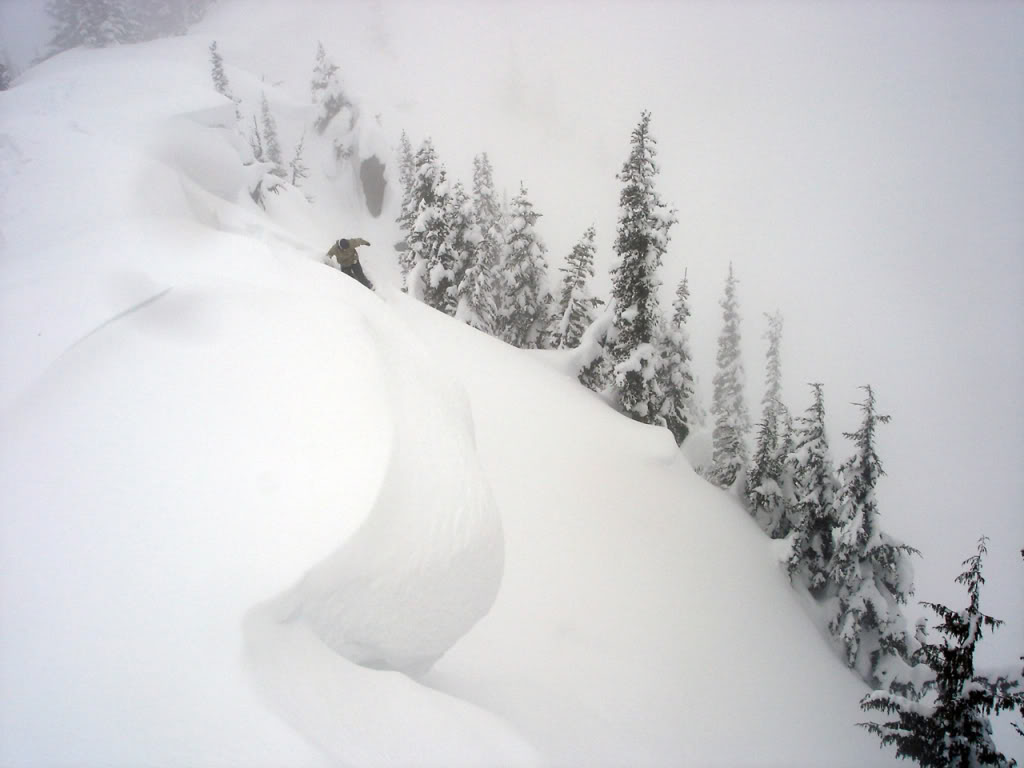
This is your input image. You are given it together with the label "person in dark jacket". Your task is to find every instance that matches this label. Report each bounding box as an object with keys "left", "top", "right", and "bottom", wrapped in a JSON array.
[{"left": 327, "top": 237, "right": 373, "bottom": 289}]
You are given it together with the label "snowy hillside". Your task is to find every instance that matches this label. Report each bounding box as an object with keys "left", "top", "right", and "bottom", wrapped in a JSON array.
[{"left": 2, "top": 2, "right": 1022, "bottom": 767}]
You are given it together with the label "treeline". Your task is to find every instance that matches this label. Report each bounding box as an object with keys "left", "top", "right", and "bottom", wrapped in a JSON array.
[
  {"left": 395, "top": 110, "right": 1023, "bottom": 766},
  {"left": 394, "top": 112, "right": 697, "bottom": 444},
  {"left": 46, "top": 0, "right": 216, "bottom": 55}
]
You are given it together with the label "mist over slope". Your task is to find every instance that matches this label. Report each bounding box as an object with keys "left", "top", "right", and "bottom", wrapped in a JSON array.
[{"left": 1, "top": 1, "right": 1021, "bottom": 766}]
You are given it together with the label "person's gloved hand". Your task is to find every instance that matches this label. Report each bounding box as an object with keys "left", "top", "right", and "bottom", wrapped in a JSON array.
[{"left": 364, "top": 241, "right": 371, "bottom": 246}]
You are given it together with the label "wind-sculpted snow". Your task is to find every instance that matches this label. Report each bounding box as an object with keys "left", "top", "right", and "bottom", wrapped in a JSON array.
[
  {"left": 243, "top": 288, "right": 506, "bottom": 676},
  {"left": 256, "top": 312, "right": 504, "bottom": 675}
]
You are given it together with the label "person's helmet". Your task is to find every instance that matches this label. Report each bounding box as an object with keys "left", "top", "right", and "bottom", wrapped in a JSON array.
[{"left": 338, "top": 238, "right": 350, "bottom": 249}]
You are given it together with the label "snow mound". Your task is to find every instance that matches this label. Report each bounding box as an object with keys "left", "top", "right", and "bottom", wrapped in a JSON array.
[{"left": 257, "top": 296, "right": 505, "bottom": 675}]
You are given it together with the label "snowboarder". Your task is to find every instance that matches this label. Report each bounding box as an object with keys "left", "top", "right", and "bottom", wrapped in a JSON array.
[{"left": 327, "top": 237, "right": 373, "bottom": 289}]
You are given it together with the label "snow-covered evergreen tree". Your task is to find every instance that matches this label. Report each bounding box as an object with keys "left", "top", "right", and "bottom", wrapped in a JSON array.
[
  {"left": 48, "top": 0, "right": 82, "bottom": 54},
  {"left": 209, "top": 41, "right": 233, "bottom": 100},
  {"left": 860, "top": 538, "right": 1021, "bottom": 766},
  {"left": 135, "top": 0, "right": 213, "bottom": 39},
  {"left": 747, "top": 403, "right": 795, "bottom": 538},
  {"left": 655, "top": 272, "right": 695, "bottom": 446},
  {"left": 49, "top": 0, "right": 144, "bottom": 51},
  {"left": 456, "top": 235, "right": 498, "bottom": 335},
  {"left": 828, "top": 386, "right": 918, "bottom": 688},
  {"left": 551, "top": 226, "right": 603, "bottom": 350},
  {"left": 709, "top": 263, "right": 751, "bottom": 487},
  {"left": 762, "top": 311, "right": 784, "bottom": 423},
  {"left": 607, "top": 111, "right": 677, "bottom": 423},
  {"left": 426, "top": 181, "right": 476, "bottom": 317},
  {"left": 747, "top": 311, "right": 793, "bottom": 535},
  {"left": 311, "top": 43, "right": 352, "bottom": 136},
  {"left": 785, "top": 383, "right": 841, "bottom": 593},
  {"left": 248, "top": 114, "right": 264, "bottom": 163},
  {"left": 395, "top": 131, "right": 418, "bottom": 264},
  {"left": 259, "top": 92, "right": 286, "bottom": 179},
  {"left": 458, "top": 152, "right": 504, "bottom": 334},
  {"left": 405, "top": 139, "right": 449, "bottom": 300},
  {"left": 576, "top": 306, "right": 615, "bottom": 393},
  {"left": 310, "top": 42, "right": 338, "bottom": 105},
  {"left": 289, "top": 130, "right": 309, "bottom": 187},
  {"left": 498, "top": 183, "right": 552, "bottom": 349}
]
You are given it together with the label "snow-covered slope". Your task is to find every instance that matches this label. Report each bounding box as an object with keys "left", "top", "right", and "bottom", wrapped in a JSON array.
[{"left": 0, "top": 17, "right": 915, "bottom": 768}]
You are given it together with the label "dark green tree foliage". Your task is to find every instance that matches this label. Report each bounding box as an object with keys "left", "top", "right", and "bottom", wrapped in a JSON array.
[
  {"left": 311, "top": 43, "right": 351, "bottom": 135},
  {"left": 259, "top": 92, "right": 287, "bottom": 179},
  {"left": 405, "top": 139, "right": 449, "bottom": 300},
  {"left": 829, "top": 386, "right": 919, "bottom": 688},
  {"left": 860, "top": 538, "right": 1022, "bottom": 767},
  {"left": 608, "top": 111, "right": 677, "bottom": 423},
  {"left": 747, "top": 311, "right": 794, "bottom": 536},
  {"left": 552, "top": 226, "right": 603, "bottom": 350},
  {"left": 656, "top": 272, "right": 695, "bottom": 446},
  {"left": 785, "top": 383, "right": 841, "bottom": 593},
  {"left": 499, "top": 183, "right": 552, "bottom": 349},
  {"left": 710, "top": 263, "right": 751, "bottom": 487}
]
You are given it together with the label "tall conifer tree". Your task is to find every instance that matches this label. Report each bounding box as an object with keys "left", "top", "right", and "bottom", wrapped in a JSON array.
[
  {"left": 427, "top": 181, "right": 475, "bottom": 317},
  {"left": 762, "top": 311, "right": 784, "bottom": 423},
  {"left": 785, "top": 383, "right": 841, "bottom": 591},
  {"left": 289, "top": 131, "right": 309, "bottom": 187},
  {"left": 396, "top": 133, "right": 416, "bottom": 231},
  {"left": 710, "top": 263, "right": 751, "bottom": 487},
  {"left": 311, "top": 43, "right": 351, "bottom": 135},
  {"left": 747, "top": 311, "right": 793, "bottom": 535},
  {"left": 209, "top": 41, "right": 233, "bottom": 100},
  {"left": 394, "top": 131, "right": 419, "bottom": 277},
  {"left": 607, "top": 111, "right": 677, "bottom": 423},
  {"left": 828, "top": 386, "right": 918, "bottom": 688},
  {"left": 499, "top": 183, "right": 552, "bottom": 348},
  {"left": 552, "top": 226, "right": 603, "bottom": 349},
  {"left": 460, "top": 153, "right": 503, "bottom": 333},
  {"left": 405, "top": 139, "right": 449, "bottom": 301},
  {"left": 260, "top": 92, "right": 287, "bottom": 179},
  {"left": 860, "top": 538, "right": 1021, "bottom": 767},
  {"left": 656, "top": 272, "right": 696, "bottom": 446}
]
